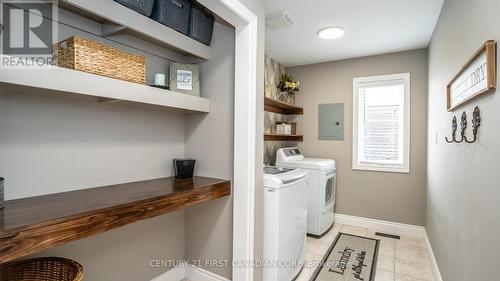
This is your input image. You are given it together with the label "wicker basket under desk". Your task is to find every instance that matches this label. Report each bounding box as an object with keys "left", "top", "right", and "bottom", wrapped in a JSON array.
[
  {"left": 53, "top": 36, "right": 146, "bottom": 84},
  {"left": 0, "top": 257, "right": 83, "bottom": 281}
]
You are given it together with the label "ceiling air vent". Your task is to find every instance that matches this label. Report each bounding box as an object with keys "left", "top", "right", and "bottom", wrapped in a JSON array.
[{"left": 266, "top": 11, "right": 295, "bottom": 30}]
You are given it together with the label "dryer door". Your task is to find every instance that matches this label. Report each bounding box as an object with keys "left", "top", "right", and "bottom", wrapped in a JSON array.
[{"left": 322, "top": 170, "right": 336, "bottom": 213}]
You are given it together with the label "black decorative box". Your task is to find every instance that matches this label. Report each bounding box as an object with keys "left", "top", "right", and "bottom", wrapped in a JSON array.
[{"left": 173, "top": 159, "right": 196, "bottom": 179}]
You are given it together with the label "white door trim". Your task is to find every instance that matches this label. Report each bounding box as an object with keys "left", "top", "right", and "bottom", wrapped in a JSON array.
[{"left": 196, "top": 1, "right": 258, "bottom": 281}]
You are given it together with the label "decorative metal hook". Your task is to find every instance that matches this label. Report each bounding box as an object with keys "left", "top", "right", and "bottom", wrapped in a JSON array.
[
  {"left": 445, "top": 116, "right": 458, "bottom": 143},
  {"left": 455, "top": 111, "right": 468, "bottom": 143},
  {"left": 464, "top": 106, "right": 481, "bottom": 143}
]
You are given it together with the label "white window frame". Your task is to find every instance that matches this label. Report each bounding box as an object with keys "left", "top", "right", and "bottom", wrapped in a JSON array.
[{"left": 352, "top": 73, "right": 411, "bottom": 173}]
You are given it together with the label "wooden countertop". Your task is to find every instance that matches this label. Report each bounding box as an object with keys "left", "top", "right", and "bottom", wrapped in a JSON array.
[{"left": 0, "top": 176, "right": 230, "bottom": 264}]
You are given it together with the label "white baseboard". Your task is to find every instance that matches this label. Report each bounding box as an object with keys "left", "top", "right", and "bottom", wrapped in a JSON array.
[
  {"left": 151, "top": 214, "right": 440, "bottom": 281},
  {"left": 334, "top": 213, "right": 426, "bottom": 238},
  {"left": 334, "top": 213, "right": 443, "bottom": 281},
  {"left": 150, "top": 264, "right": 230, "bottom": 281},
  {"left": 424, "top": 231, "right": 443, "bottom": 281},
  {"left": 185, "top": 264, "right": 231, "bottom": 281},
  {"left": 150, "top": 266, "right": 186, "bottom": 281}
]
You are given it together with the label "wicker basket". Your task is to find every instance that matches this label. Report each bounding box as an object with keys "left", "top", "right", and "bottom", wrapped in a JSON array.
[
  {"left": 53, "top": 36, "right": 146, "bottom": 84},
  {"left": 0, "top": 257, "right": 83, "bottom": 281}
]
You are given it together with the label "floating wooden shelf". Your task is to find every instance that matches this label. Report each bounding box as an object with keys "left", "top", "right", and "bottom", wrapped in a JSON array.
[
  {"left": 60, "top": 0, "right": 211, "bottom": 60},
  {"left": 0, "top": 65, "right": 210, "bottom": 113},
  {"left": 264, "top": 134, "right": 303, "bottom": 142},
  {"left": 0, "top": 176, "right": 230, "bottom": 264},
  {"left": 264, "top": 98, "right": 303, "bottom": 141},
  {"left": 264, "top": 97, "right": 303, "bottom": 115}
]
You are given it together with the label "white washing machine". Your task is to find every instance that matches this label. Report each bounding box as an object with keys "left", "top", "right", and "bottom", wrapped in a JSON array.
[
  {"left": 262, "top": 167, "right": 308, "bottom": 281},
  {"left": 276, "top": 147, "right": 336, "bottom": 237}
]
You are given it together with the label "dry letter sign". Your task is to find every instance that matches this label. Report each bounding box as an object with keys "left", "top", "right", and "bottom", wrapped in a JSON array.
[{"left": 447, "top": 40, "right": 497, "bottom": 111}]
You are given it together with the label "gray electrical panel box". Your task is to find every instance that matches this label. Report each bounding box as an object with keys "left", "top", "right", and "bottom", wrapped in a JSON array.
[{"left": 318, "top": 103, "right": 344, "bottom": 140}]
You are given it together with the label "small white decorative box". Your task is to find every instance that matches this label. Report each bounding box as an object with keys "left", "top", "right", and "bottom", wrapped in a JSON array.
[{"left": 276, "top": 124, "right": 292, "bottom": 135}]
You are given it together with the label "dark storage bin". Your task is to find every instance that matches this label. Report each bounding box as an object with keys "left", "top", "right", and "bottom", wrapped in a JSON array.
[
  {"left": 151, "top": 0, "right": 192, "bottom": 35},
  {"left": 188, "top": 7, "right": 214, "bottom": 45},
  {"left": 114, "top": 0, "right": 155, "bottom": 17}
]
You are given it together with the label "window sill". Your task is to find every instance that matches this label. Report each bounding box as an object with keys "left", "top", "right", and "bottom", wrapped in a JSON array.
[{"left": 352, "top": 165, "right": 410, "bottom": 174}]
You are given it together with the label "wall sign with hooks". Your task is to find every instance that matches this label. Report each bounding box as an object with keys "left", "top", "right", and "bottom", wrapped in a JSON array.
[
  {"left": 458, "top": 111, "right": 468, "bottom": 143},
  {"left": 465, "top": 107, "right": 481, "bottom": 143},
  {"left": 447, "top": 41, "right": 497, "bottom": 111},
  {"left": 445, "top": 116, "right": 458, "bottom": 143},
  {"left": 445, "top": 106, "right": 481, "bottom": 144}
]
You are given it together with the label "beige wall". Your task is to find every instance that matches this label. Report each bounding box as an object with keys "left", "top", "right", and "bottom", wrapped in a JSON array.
[
  {"left": 287, "top": 49, "right": 428, "bottom": 226},
  {"left": 427, "top": 0, "right": 500, "bottom": 280}
]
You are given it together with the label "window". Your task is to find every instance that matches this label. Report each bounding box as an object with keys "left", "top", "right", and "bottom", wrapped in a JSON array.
[{"left": 352, "top": 73, "right": 410, "bottom": 173}]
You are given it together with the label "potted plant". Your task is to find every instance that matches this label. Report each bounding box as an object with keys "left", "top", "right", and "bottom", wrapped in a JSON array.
[{"left": 276, "top": 73, "right": 300, "bottom": 104}]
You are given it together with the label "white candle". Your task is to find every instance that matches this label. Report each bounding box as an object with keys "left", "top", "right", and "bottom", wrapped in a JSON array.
[{"left": 154, "top": 73, "right": 166, "bottom": 86}]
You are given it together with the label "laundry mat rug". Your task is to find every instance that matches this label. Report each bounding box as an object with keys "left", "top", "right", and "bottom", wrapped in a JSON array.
[{"left": 310, "top": 233, "right": 379, "bottom": 281}]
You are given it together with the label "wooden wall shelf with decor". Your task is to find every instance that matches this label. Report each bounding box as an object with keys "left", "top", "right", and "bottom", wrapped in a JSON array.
[
  {"left": 0, "top": 176, "right": 230, "bottom": 264},
  {"left": 264, "top": 97, "right": 304, "bottom": 115},
  {"left": 0, "top": 65, "right": 210, "bottom": 113},
  {"left": 59, "top": 0, "right": 211, "bottom": 60},
  {"left": 264, "top": 134, "right": 303, "bottom": 142}
]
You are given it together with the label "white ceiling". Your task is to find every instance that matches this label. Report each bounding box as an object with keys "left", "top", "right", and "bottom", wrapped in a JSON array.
[{"left": 265, "top": 0, "right": 444, "bottom": 67}]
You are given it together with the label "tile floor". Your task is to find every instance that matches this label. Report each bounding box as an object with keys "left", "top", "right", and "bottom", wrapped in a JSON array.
[{"left": 295, "top": 224, "right": 435, "bottom": 281}]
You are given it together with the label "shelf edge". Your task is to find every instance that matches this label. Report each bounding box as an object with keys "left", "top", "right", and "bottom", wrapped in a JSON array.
[{"left": 0, "top": 65, "right": 210, "bottom": 113}]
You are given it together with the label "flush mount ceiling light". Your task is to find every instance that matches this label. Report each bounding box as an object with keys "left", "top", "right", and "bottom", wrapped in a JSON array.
[{"left": 317, "top": 26, "right": 345, "bottom": 39}]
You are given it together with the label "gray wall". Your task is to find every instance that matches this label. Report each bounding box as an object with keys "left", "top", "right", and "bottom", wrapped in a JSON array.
[
  {"left": 31, "top": 211, "right": 186, "bottom": 281},
  {"left": 427, "top": 0, "right": 500, "bottom": 280},
  {"left": 0, "top": 1, "right": 264, "bottom": 279},
  {"left": 0, "top": 77, "right": 187, "bottom": 281},
  {"left": 185, "top": 0, "right": 267, "bottom": 278},
  {"left": 0, "top": 94, "right": 186, "bottom": 199},
  {"left": 1, "top": 6, "right": 188, "bottom": 200},
  {"left": 185, "top": 23, "right": 235, "bottom": 279},
  {"left": 0, "top": 8, "right": 188, "bottom": 279},
  {"left": 236, "top": 0, "right": 266, "bottom": 280},
  {"left": 0, "top": 7, "right": 236, "bottom": 281},
  {"left": 287, "top": 49, "right": 428, "bottom": 226},
  {"left": 185, "top": 1, "right": 266, "bottom": 278}
]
